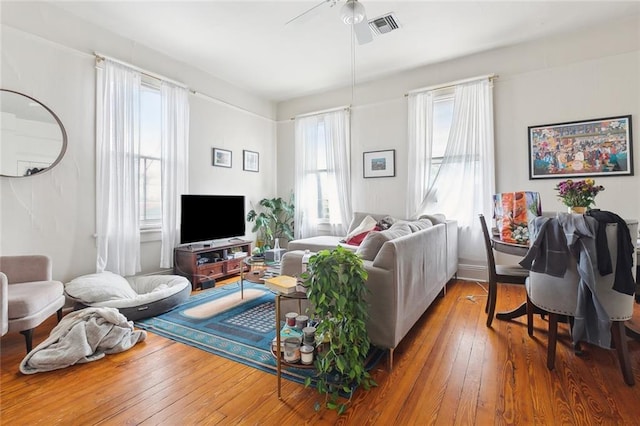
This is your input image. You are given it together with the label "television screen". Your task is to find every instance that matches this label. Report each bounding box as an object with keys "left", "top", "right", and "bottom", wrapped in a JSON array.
[{"left": 180, "top": 195, "right": 246, "bottom": 244}]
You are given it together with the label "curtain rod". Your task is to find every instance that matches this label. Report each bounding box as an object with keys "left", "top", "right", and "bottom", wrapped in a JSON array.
[
  {"left": 94, "top": 52, "right": 188, "bottom": 89},
  {"left": 290, "top": 105, "right": 351, "bottom": 121},
  {"left": 95, "top": 52, "right": 274, "bottom": 122},
  {"left": 404, "top": 74, "right": 498, "bottom": 96}
]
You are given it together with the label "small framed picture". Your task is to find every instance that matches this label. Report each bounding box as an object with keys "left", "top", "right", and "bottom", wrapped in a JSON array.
[
  {"left": 212, "top": 148, "right": 232, "bottom": 168},
  {"left": 243, "top": 150, "right": 259, "bottom": 172},
  {"left": 363, "top": 149, "right": 395, "bottom": 178}
]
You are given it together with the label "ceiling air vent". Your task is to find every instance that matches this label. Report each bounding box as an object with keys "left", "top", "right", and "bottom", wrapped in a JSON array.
[{"left": 368, "top": 12, "right": 400, "bottom": 36}]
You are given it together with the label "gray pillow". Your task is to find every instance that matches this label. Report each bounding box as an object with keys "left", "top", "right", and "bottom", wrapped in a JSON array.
[
  {"left": 418, "top": 213, "right": 447, "bottom": 225},
  {"left": 405, "top": 218, "right": 433, "bottom": 232},
  {"left": 65, "top": 271, "right": 137, "bottom": 303},
  {"left": 356, "top": 223, "right": 412, "bottom": 261}
]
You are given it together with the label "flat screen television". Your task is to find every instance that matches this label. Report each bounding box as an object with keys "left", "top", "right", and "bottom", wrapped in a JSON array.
[{"left": 180, "top": 194, "right": 246, "bottom": 245}]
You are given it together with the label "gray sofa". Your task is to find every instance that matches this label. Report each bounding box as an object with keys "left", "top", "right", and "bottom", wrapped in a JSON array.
[{"left": 281, "top": 212, "right": 458, "bottom": 368}]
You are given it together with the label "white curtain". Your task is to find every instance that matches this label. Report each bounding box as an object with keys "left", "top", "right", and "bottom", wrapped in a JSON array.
[
  {"left": 96, "top": 59, "right": 142, "bottom": 275},
  {"left": 408, "top": 78, "right": 495, "bottom": 261},
  {"left": 294, "top": 109, "right": 352, "bottom": 238},
  {"left": 159, "top": 82, "right": 189, "bottom": 268},
  {"left": 406, "top": 90, "right": 434, "bottom": 218}
]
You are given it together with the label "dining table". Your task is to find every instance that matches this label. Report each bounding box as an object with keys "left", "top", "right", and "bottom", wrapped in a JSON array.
[{"left": 490, "top": 233, "right": 640, "bottom": 340}]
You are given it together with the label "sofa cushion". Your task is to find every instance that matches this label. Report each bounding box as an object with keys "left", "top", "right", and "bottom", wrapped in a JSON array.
[
  {"left": 394, "top": 218, "right": 433, "bottom": 232},
  {"left": 356, "top": 223, "right": 412, "bottom": 261},
  {"left": 8, "top": 281, "right": 64, "bottom": 319},
  {"left": 288, "top": 236, "right": 357, "bottom": 252}
]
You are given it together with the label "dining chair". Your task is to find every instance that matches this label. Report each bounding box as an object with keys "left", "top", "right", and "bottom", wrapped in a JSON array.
[
  {"left": 525, "top": 218, "right": 636, "bottom": 386},
  {"left": 478, "top": 214, "right": 530, "bottom": 327}
]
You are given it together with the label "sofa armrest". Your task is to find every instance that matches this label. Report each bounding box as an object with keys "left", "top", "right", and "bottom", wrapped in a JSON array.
[
  {"left": 445, "top": 220, "right": 459, "bottom": 279},
  {"left": 0, "top": 272, "right": 8, "bottom": 336},
  {"left": 281, "top": 250, "right": 307, "bottom": 277},
  {"left": 0, "top": 255, "right": 52, "bottom": 284}
]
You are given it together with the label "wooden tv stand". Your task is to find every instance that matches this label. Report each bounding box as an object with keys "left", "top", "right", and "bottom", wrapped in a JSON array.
[{"left": 174, "top": 239, "right": 252, "bottom": 291}]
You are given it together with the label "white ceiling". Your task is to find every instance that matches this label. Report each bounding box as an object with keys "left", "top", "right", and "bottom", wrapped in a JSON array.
[{"left": 52, "top": 1, "right": 640, "bottom": 103}]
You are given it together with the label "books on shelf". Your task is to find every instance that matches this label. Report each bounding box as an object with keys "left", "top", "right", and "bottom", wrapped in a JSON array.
[{"left": 264, "top": 275, "right": 298, "bottom": 294}]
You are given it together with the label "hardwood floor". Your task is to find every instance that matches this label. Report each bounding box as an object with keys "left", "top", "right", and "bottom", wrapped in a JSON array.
[{"left": 2, "top": 279, "right": 640, "bottom": 425}]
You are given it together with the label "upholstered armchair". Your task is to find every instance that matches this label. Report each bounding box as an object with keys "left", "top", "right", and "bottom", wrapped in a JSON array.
[
  {"left": 0, "top": 255, "right": 66, "bottom": 353},
  {"left": 525, "top": 218, "right": 637, "bottom": 386}
]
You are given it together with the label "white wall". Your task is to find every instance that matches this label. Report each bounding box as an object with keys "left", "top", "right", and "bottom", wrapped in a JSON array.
[
  {"left": 1, "top": 3, "right": 278, "bottom": 282},
  {"left": 276, "top": 15, "right": 640, "bottom": 278},
  {"left": 2, "top": 3, "right": 638, "bottom": 283}
]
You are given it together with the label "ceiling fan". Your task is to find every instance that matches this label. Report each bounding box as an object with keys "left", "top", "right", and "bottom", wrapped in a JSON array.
[{"left": 286, "top": 0, "right": 374, "bottom": 45}]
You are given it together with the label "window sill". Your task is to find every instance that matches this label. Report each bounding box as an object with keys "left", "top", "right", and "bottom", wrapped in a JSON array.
[{"left": 140, "top": 227, "right": 162, "bottom": 243}]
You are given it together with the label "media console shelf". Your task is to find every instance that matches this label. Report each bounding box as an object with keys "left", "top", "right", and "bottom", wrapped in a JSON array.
[{"left": 174, "top": 239, "right": 252, "bottom": 291}]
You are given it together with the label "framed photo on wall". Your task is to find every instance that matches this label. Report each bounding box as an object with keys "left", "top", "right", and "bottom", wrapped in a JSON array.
[
  {"left": 528, "top": 115, "right": 633, "bottom": 179},
  {"left": 212, "top": 148, "right": 232, "bottom": 168},
  {"left": 363, "top": 149, "right": 395, "bottom": 178},
  {"left": 243, "top": 150, "right": 259, "bottom": 172}
]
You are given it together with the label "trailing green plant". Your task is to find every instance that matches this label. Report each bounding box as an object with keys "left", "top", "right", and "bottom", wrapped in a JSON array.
[
  {"left": 300, "top": 245, "right": 377, "bottom": 415},
  {"left": 246, "top": 193, "right": 294, "bottom": 250}
]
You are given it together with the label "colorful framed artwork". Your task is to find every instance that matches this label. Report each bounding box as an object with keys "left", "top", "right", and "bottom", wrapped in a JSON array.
[
  {"left": 212, "top": 148, "right": 232, "bottom": 168},
  {"left": 243, "top": 150, "right": 259, "bottom": 172},
  {"left": 528, "top": 115, "right": 633, "bottom": 179},
  {"left": 363, "top": 149, "right": 395, "bottom": 178}
]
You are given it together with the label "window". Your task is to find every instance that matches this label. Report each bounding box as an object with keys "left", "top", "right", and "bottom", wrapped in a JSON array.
[
  {"left": 407, "top": 77, "right": 495, "bottom": 263},
  {"left": 96, "top": 57, "right": 189, "bottom": 273},
  {"left": 310, "top": 120, "right": 330, "bottom": 221},
  {"left": 139, "top": 83, "right": 162, "bottom": 229},
  {"left": 294, "top": 109, "right": 351, "bottom": 238},
  {"left": 430, "top": 91, "right": 454, "bottom": 183}
]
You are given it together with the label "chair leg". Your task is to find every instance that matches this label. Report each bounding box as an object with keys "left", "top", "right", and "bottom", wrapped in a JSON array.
[
  {"left": 566, "top": 317, "right": 583, "bottom": 355},
  {"left": 486, "top": 281, "right": 497, "bottom": 327},
  {"left": 56, "top": 308, "right": 63, "bottom": 322},
  {"left": 526, "top": 294, "right": 534, "bottom": 337},
  {"left": 484, "top": 283, "right": 490, "bottom": 313},
  {"left": 547, "top": 313, "right": 559, "bottom": 370},
  {"left": 20, "top": 329, "right": 34, "bottom": 353},
  {"left": 611, "top": 321, "right": 635, "bottom": 386}
]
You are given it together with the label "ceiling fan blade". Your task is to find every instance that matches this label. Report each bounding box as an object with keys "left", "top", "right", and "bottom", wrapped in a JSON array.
[
  {"left": 353, "top": 19, "right": 373, "bottom": 44},
  {"left": 285, "top": 0, "right": 334, "bottom": 26}
]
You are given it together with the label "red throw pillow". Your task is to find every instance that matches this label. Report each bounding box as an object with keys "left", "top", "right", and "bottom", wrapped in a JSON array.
[{"left": 345, "top": 226, "right": 381, "bottom": 246}]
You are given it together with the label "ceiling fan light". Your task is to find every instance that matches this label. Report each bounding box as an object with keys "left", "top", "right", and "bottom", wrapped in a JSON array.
[{"left": 341, "top": 0, "right": 366, "bottom": 25}]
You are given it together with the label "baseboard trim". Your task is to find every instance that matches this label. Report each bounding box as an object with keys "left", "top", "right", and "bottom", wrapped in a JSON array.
[{"left": 456, "top": 263, "right": 487, "bottom": 282}]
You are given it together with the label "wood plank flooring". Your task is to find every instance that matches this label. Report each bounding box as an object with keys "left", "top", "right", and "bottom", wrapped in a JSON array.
[{"left": 2, "top": 279, "right": 640, "bottom": 425}]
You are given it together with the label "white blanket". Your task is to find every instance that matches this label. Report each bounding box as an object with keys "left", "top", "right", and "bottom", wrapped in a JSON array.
[{"left": 20, "top": 307, "right": 147, "bottom": 374}]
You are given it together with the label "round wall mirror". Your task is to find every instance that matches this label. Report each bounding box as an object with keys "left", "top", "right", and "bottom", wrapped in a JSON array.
[{"left": 0, "top": 89, "right": 67, "bottom": 177}]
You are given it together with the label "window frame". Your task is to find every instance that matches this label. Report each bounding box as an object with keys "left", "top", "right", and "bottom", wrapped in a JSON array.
[{"left": 138, "top": 80, "right": 163, "bottom": 231}]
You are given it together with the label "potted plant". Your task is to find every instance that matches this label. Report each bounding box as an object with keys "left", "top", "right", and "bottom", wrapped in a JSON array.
[
  {"left": 300, "top": 245, "right": 377, "bottom": 414},
  {"left": 246, "top": 193, "right": 294, "bottom": 252}
]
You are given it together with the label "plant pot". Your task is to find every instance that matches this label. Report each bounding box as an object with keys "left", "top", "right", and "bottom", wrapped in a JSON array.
[{"left": 568, "top": 206, "right": 587, "bottom": 214}]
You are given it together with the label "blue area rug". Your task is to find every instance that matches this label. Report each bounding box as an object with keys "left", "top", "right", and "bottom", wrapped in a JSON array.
[{"left": 135, "top": 281, "right": 385, "bottom": 386}]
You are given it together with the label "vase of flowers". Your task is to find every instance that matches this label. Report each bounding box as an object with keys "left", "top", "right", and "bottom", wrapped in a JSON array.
[{"left": 554, "top": 178, "right": 604, "bottom": 213}]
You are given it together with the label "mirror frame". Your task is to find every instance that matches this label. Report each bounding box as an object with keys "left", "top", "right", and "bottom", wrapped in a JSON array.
[{"left": 0, "top": 89, "right": 68, "bottom": 178}]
